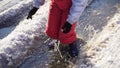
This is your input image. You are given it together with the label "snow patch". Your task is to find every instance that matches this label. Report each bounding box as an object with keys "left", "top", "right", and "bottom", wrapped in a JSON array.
[
  {"left": 0, "top": 2, "right": 50, "bottom": 67},
  {"left": 0, "top": 0, "right": 33, "bottom": 28}
]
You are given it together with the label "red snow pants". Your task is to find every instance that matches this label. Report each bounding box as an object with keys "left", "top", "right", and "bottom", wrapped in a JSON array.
[{"left": 46, "top": 1, "right": 76, "bottom": 44}]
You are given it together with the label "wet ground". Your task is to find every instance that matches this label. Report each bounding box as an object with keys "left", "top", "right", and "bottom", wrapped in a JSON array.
[
  {"left": 16, "top": 0, "right": 120, "bottom": 68},
  {"left": 19, "top": 38, "right": 86, "bottom": 68},
  {"left": 0, "top": 0, "right": 120, "bottom": 68}
]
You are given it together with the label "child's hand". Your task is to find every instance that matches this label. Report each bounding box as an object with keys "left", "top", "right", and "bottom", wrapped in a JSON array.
[
  {"left": 62, "top": 21, "right": 72, "bottom": 33},
  {"left": 27, "top": 7, "right": 38, "bottom": 19}
]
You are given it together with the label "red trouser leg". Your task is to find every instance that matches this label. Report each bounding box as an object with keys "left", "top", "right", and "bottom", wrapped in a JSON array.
[
  {"left": 46, "top": 3, "right": 61, "bottom": 39},
  {"left": 46, "top": 3, "right": 76, "bottom": 45}
]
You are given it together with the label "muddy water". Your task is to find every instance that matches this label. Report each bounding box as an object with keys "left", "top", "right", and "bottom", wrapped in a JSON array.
[{"left": 48, "top": 39, "right": 86, "bottom": 68}]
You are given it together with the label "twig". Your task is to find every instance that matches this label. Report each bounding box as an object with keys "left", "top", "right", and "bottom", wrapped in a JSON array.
[{"left": 56, "top": 40, "right": 63, "bottom": 59}]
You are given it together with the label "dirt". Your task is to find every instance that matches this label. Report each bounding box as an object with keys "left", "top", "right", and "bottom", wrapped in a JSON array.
[{"left": 48, "top": 39, "right": 86, "bottom": 68}]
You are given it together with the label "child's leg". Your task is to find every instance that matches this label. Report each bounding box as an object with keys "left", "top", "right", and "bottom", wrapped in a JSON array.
[
  {"left": 59, "top": 10, "right": 78, "bottom": 57},
  {"left": 58, "top": 10, "right": 77, "bottom": 45},
  {"left": 46, "top": 2, "right": 62, "bottom": 39}
]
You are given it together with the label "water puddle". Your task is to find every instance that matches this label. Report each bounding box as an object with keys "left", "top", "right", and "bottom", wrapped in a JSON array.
[{"left": 48, "top": 39, "right": 86, "bottom": 68}]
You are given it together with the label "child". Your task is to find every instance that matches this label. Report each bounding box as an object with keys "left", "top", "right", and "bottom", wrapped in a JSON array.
[{"left": 27, "top": 0, "right": 88, "bottom": 57}]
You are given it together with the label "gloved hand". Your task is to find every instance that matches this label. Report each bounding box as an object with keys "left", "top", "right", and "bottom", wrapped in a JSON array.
[
  {"left": 27, "top": 7, "right": 38, "bottom": 19},
  {"left": 62, "top": 21, "right": 72, "bottom": 33}
]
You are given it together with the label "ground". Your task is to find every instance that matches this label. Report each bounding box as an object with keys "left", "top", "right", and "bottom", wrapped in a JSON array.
[{"left": 0, "top": 0, "right": 120, "bottom": 68}]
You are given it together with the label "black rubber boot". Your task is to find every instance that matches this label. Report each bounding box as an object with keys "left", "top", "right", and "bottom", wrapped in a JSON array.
[{"left": 68, "top": 41, "right": 79, "bottom": 57}]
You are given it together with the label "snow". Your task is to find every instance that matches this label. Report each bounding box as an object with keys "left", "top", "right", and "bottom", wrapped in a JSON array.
[
  {"left": 0, "top": 0, "right": 120, "bottom": 68},
  {"left": 0, "top": 0, "right": 33, "bottom": 28},
  {"left": 76, "top": 0, "right": 120, "bottom": 41},
  {"left": 0, "top": 26, "right": 15, "bottom": 40},
  {"left": 84, "top": 12, "right": 120, "bottom": 68},
  {"left": 76, "top": 0, "right": 120, "bottom": 68},
  {"left": 0, "top": 0, "right": 33, "bottom": 39},
  {"left": 0, "top": 1, "right": 50, "bottom": 67},
  {"left": 0, "top": 0, "right": 24, "bottom": 12}
]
